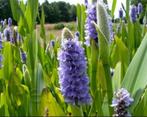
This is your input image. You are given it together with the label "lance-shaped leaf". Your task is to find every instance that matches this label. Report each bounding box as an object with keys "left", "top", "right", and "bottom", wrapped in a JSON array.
[
  {"left": 93, "top": 22, "right": 109, "bottom": 64},
  {"left": 93, "top": 22, "right": 113, "bottom": 115},
  {"left": 39, "top": 88, "right": 65, "bottom": 116},
  {"left": 122, "top": 33, "right": 147, "bottom": 111}
]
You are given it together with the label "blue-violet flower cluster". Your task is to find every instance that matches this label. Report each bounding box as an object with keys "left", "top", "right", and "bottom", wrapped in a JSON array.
[
  {"left": 85, "top": 3, "right": 98, "bottom": 46},
  {"left": 111, "top": 88, "right": 134, "bottom": 117},
  {"left": 8, "top": 17, "right": 12, "bottom": 27},
  {"left": 3, "top": 18, "right": 13, "bottom": 43},
  {"left": 58, "top": 35, "right": 92, "bottom": 105},
  {"left": 119, "top": 8, "right": 123, "bottom": 19},
  {"left": 130, "top": 3, "right": 143, "bottom": 23},
  {"left": 130, "top": 5, "right": 137, "bottom": 23}
]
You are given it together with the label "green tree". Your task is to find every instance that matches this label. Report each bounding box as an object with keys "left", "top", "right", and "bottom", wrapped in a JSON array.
[{"left": 0, "top": 0, "right": 13, "bottom": 21}]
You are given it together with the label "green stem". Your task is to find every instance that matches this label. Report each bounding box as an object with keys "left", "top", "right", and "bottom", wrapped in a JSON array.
[
  {"left": 90, "top": 40, "right": 98, "bottom": 95},
  {"left": 103, "top": 64, "right": 113, "bottom": 115}
]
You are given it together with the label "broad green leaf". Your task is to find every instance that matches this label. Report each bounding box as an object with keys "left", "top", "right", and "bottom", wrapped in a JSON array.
[
  {"left": 3, "top": 42, "right": 13, "bottom": 80},
  {"left": 122, "top": 33, "right": 147, "bottom": 111},
  {"left": 93, "top": 22, "right": 109, "bottom": 64},
  {"left": 39, "top": 88, "right": 65, "bottom": 116},
  {"left": 69, "top": 105, "right": 83, "bottom": 116},
  {"left": 7, "top": 69, "right": 30, "bottom": 116},
  {"left": 10, "top": 0, "right": 21, "bottom": 21},
  {"left": 97, "top": 2, "right": 110, "bottom": 42},
  {"left": 88, "top": 89, "right": 103, "bottom": 116},
  {"left": 0, "top": 93, "right": 9, "bottom": 116},
  {"left": 30, "top": 63, "right": 45, "bottom": 115},
  {"left": 93, "top": 22, "right": 113, "bottom": 115},
  {"left": 134, "top": 89, "right": 147, "bottom": 116},
  {"left": 110, "top": 36, "right": 129, "bottom": 77}
]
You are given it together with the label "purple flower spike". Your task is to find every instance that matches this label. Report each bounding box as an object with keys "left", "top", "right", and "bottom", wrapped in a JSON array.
[
  {"left": 8, "top": 17, "right": 12, "bottom": 27},
  {"left": 84, "top": 0, "right": 88, "bottom": 8},
  {"left": 50, "top": 40, "right": 55, "bottom": 47},
  {"left": 58, "top": 37, "right": 92, "bottom": 105},
  {"left": 138, "top": 3, "right": 143, "bottom": 14},
  {"left": 0, "top": 54, "right": 3, "bottom": 68},
  {"left": 85, "top": 4, "right": 98, "bottom": 46},
  {"left": 20, "top": 49, "right": 27, "bottom": 64},
  {"left": 111, "top": 88, "right": 134, "bottom": 117},
  {"left": 119, "top": 8, "right": 123, "bottom": 19},
  {"left": 0, "top": 20, "right": 4, "bottom": 28},
  {"left": 130, "top": 5, "right": 137, "bottom": 23}
]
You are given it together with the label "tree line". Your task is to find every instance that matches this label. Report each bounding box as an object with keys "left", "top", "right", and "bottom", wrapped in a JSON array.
[
  {"left": 0, "top": 0, "right": 76, "bottom": 24},
  {"left": 39, "top": 0, "right": 76, "bottom": 23}
]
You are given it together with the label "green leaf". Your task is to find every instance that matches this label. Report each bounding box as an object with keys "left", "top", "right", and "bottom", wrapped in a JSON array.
[
  {"left": 88, "top": 88, "right": 103, "bottom": 116},
  {"left": 39, "top": 88, "right": 65, "bottom": 116},
  {"left": 93, "top": 22, "right": 109, "bottom": 64},
  {"left": 76, "top": 4, "right": 81, "bottom": 38},
  {"left": 76, "top": 4, "right": 86, "bottom": 42},
  {"left": 3, "top": 42, "right": 13, "bottom": 80},
  {"left": 134, "top": 89, "right": 147, "bottom": 116},
  {"left": 112, "top": 62, "right": 122, "bottom": 91},
  {"left": 111, "top": 0, "right": 117, "bottom": 17},
  {"left": 30, "top": 63, "right": 45, "bottom": 115},
  {"left": 10, "top": 0, "right": 21, "bottom": 21},
  {"left": 69, "top": 105, "right": 83, "bottom": 116},
  {"left": 40, "top": 6, "right": 46, "bottom": 40},
  {"left": 93, "top": 22, "right": 113, "bottom": 115},
  {"left": 122, "top": 33, "right": 147, "bottom": 111},
  {"left": 110, "top": 37, "right": 129, "bottom": 77},
  {"left": 8, "top": 74, "right": 30, "bottom": 116},
  {"left": 90, "top": 39, "right": 98, "bottom": 95}
]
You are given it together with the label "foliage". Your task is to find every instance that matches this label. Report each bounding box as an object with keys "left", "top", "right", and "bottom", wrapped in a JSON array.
[
  {"left": 39, "top": 1, "right": 76, "bottom": 23},
  {"left": 0, "top": 0, "right": 147, "bottom": 116},
  {"left": 54, "top": 23, "right": 65, "bottom": 30},
  {"left": 0, "top": 0, "right": 76, "bottom": 24}
]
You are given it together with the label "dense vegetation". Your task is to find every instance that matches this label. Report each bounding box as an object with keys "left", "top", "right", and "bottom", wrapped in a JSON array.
[
  {"left": 0, "top": 0, "right": 76, "bottom": 23},
  {"left": 1, "top": 0, "right": 147, "bottom": 116},
  {"left": 40, "top": 0, "right": 76, "bottom": 23}
]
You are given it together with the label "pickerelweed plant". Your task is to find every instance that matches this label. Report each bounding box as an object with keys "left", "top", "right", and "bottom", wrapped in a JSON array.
[
  {"left": 58, "top": 28, "right": 92, "bottom": 115},
  {"left": 0, "top": 0, "right": 147, "bottom": 116}
]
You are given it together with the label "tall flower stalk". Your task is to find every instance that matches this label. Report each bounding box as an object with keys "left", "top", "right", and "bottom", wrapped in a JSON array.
[
  {"left": 85, "top": 2, "right": 98, "bottom": 46},
  {"left": 58, "top": 28, "right": 91, "bottom": 106}
]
